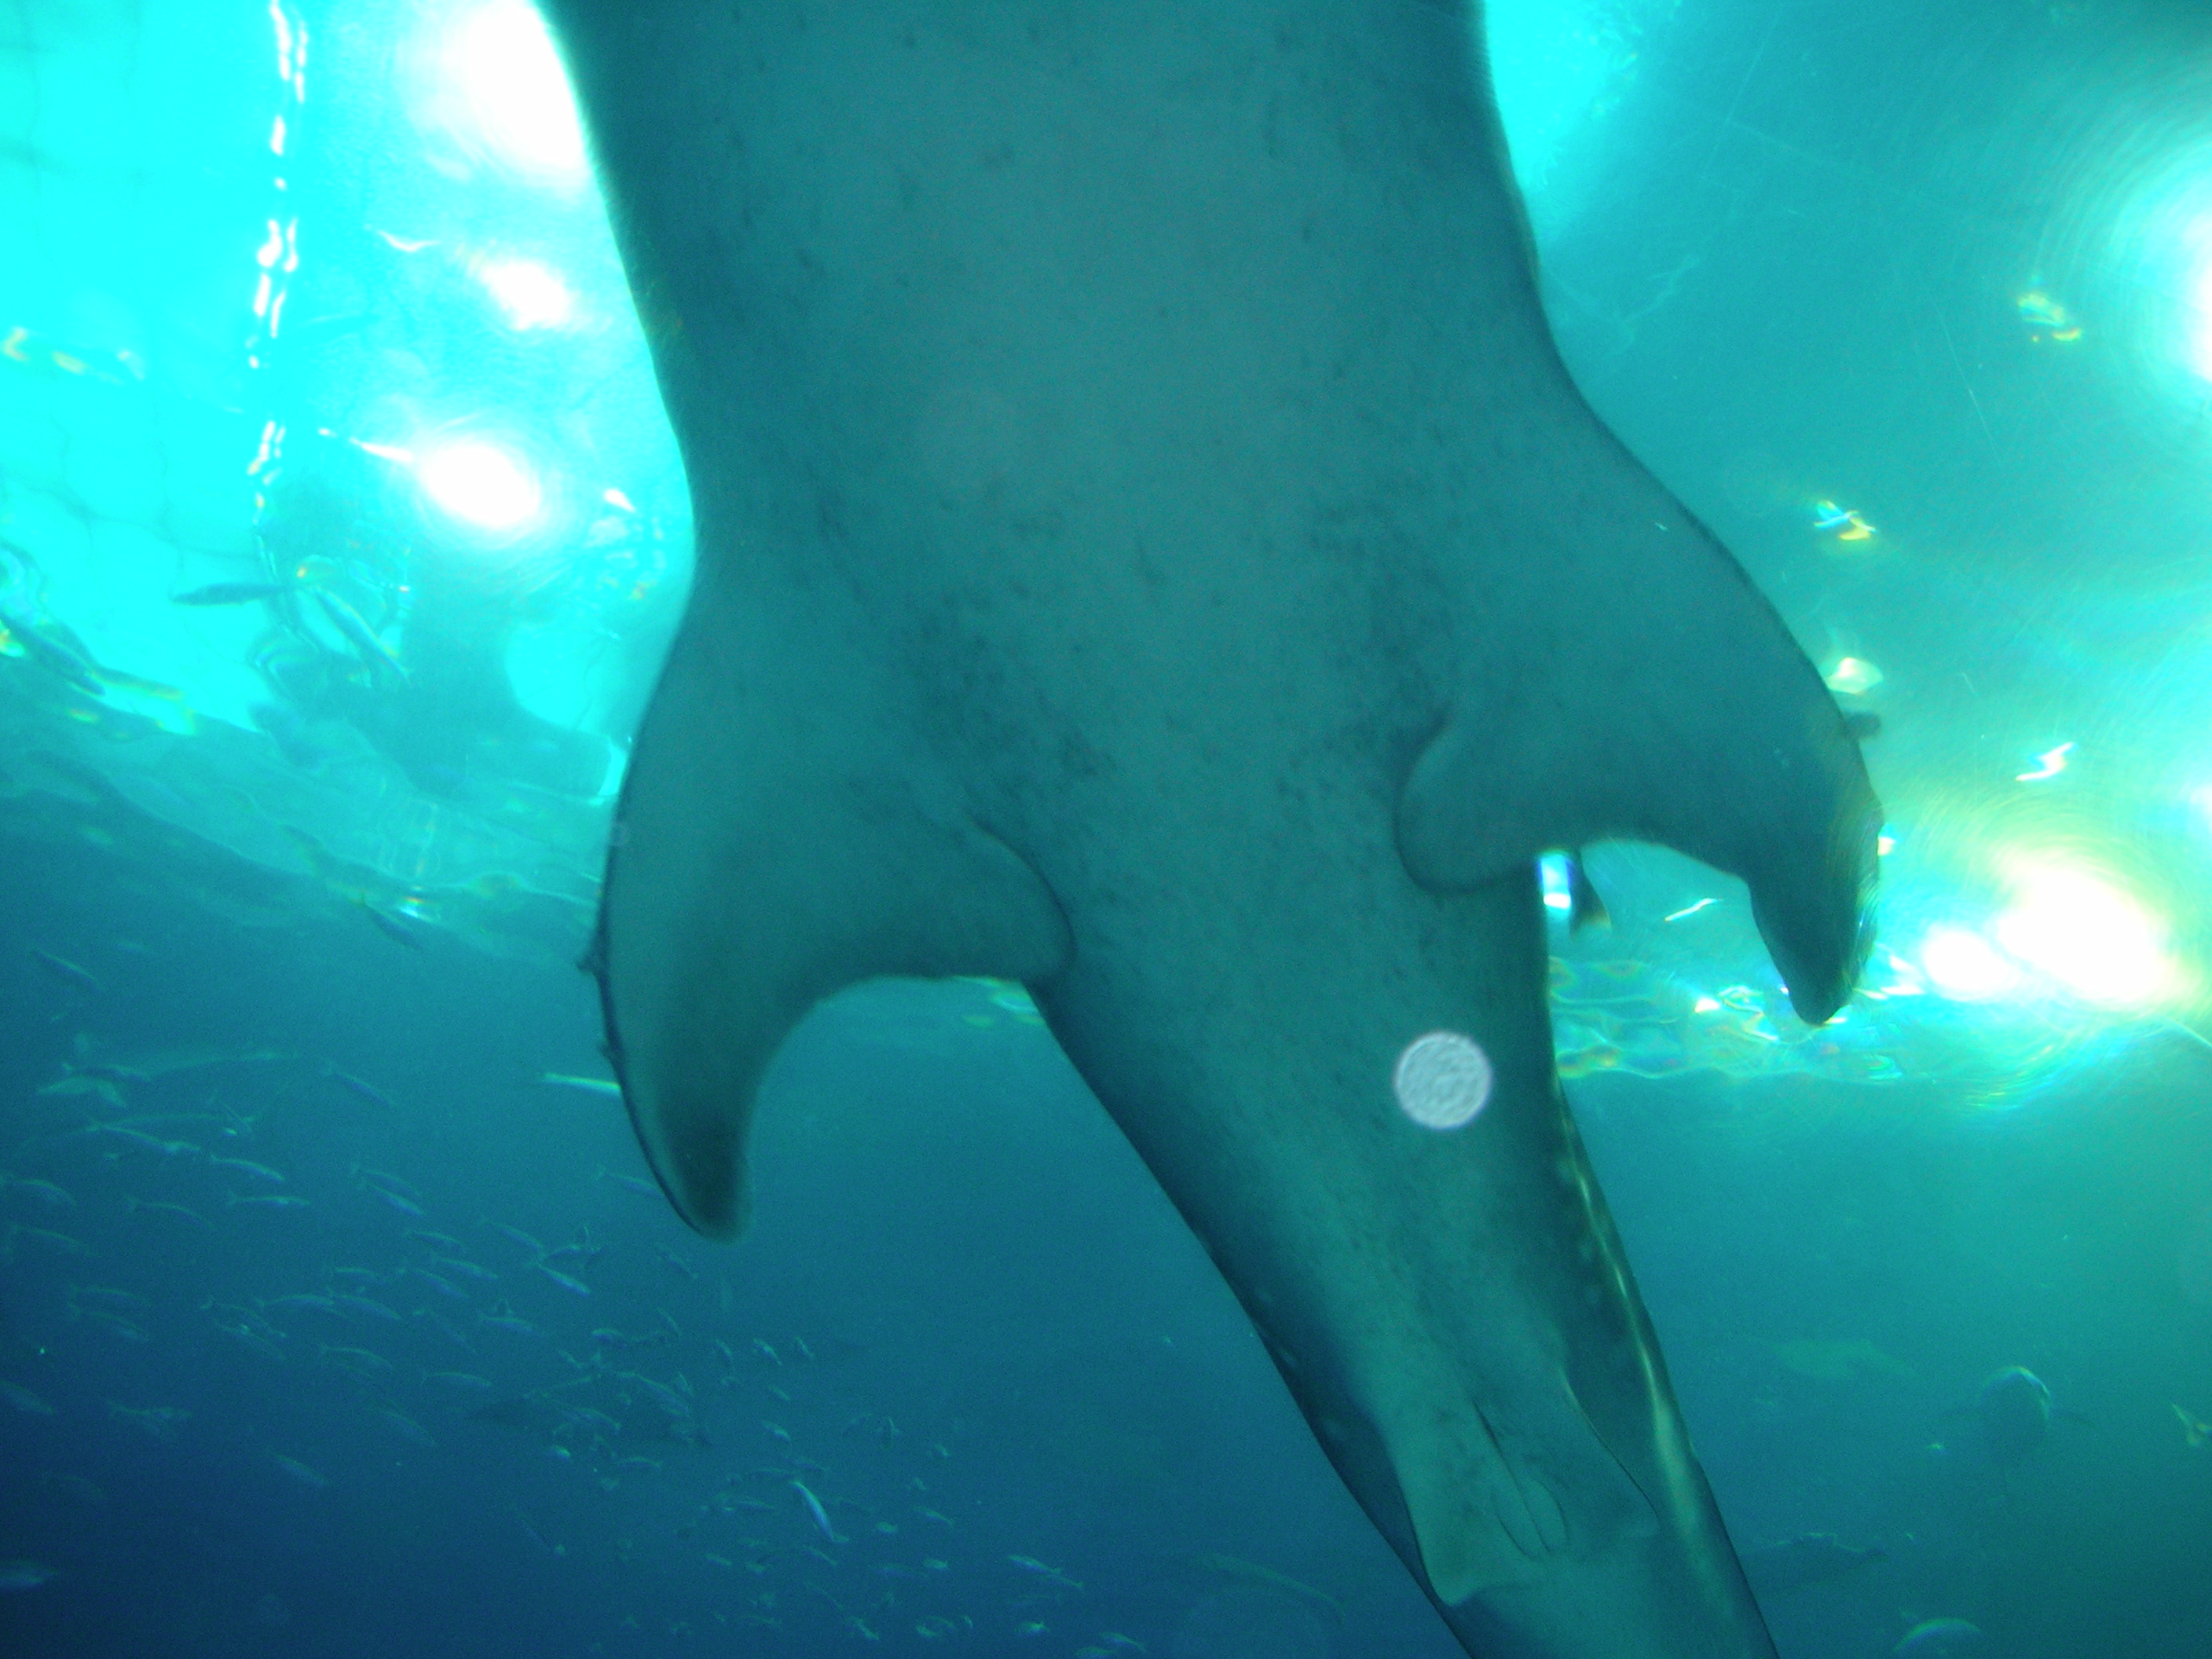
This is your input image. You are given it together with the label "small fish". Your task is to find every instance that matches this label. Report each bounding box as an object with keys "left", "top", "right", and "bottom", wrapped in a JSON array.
[
  {"left": 408, "top": 1267, "right": 466, "bottom": 1302},
  {"left": 752, "top": 1339, "right": 782, "bottom": 1367},
  {"left": 328, "top": 1070, "right": 394, "bottom": 1110},
  {"left": 87, "top": 1123, "right": 167, "bottom": 1152},
  {"left": 217, "top": 1323, "right": 286, "bottom": 1361},
  {"left": 80, "top": 1310, "right": 152, "bottom": 1343},
  {"left": 208, "top": 1157, "right": 284, "bottom": 1185},
  {"left": 0, "top": 612, "right": 103, "bottom": 693},
  {"left": 602, "top": 1170, "right": 659, "bottom": 1198},
  {"left": 405, "top": 1229, "right": 464, "bottom": 1251},
  {"left": 1893, "top": 1619, "right": 1983, "bottom": 1657},
  {"left": 313, "top": 588, "right": 408, "bottom": 679},
  {"left": 432, "top": 1256, "right": 497, "bottom": 1284},
  {"left": 0, "top": 1560, "right": 56, "bottom": 1593},
  {"left": 2176, "top": 1404, "right": 2211, "bottom": 1449},
  {"left": 272, "top": 1455, "right": 327, "bottom": 1489},
  {"left": 368, "top": 1187, "right": 425, "bottom": 1217},
  {"left": 844, "top": 1617, "right": 879, "bottom": 1642},
  {"left": 425, "top": 1372, "right": 495, "bottom": 1393},
  {"left": 332, "top": 1295, "right": 402, "bottom": 1324},
  {"left": 486, "top": 1221, "right": 545, "bottom": 1255},
  {"left": 1009, "top": 1555, "right": 1083, "bottom": 1590},
  {"left": 792, "top": 1479, "right": 842, "bottom": 1545},
  {"left": 541, "top": 1072, "right": 622, "bottom": 1098},
  {"left": 229, "top": 1194, "right": 310, "bottom": 1210},
  {"left": 654, "top": 1244, "right": 698, "bottom": 1280},
  {"left": 915, "top": 1508, "right": 953, "bottom": 1529},
  {"left": 763, "top": 1421, "right": 792, "bottom": 1444},
  {"left": 618, "top": 1371, "right": 690, "bottom": 1418},
  {"left": 38, "top": 1074, "right": 123, "bottom": 1107},
  {"left": 123, "top": 1198, "right": 207, "bottom": 1229},
  {"left": 514, "top": 1511, "right": 565, "bottom": 1557},
  {"left": 265, "top": 1293, "right": 337, "bottom": 1313},
  {"left": 29, "top": 948, "right": 100, "bottom": 994},
  {"left": 0, "top": 1379, "right": 54, "bottom": 1415},
  {"left": 479, "top": 1308, "right": 536, "bottom": 1337},
  {"left": 108, "top": 1403, "right": 189, "bottom": 1435},
  {"left": 532, "top": 1261, "right": 591, "bottom": 1298},
  {"left": 320, "top": 1345, "right": 394, "bottom": 1375},
  {"left": 12, "top": 1226, "right": 92, "bottom": 1258},
  {"left": 170, "top": 580, "right": 285, "bottom": 606},
  {"left": 70, "top": 1286, "right": 147, "bottom": 1312},
  {"left": 371, "top": 1405, "right": 435, "bottom": 1447},
  {"left": 360, "top": 904, "right": 426, "bottom": 950},
  {"left": 1016, "top": 1621, "right": 1048, "bottom": 1638},
  {"left": 5, "top": 1177, "right": 75, "bottom": 1210}
]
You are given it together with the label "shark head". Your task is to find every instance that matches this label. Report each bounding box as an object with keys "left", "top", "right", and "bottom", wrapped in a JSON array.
[{"left": 544, "top": 4, "right": 1877, "bottom": 1655}]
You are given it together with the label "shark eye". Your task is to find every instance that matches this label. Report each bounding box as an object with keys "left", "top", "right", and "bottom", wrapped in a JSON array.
[{"left": 1392, "top": 1031, "right": 1492, "bottom": 1130}]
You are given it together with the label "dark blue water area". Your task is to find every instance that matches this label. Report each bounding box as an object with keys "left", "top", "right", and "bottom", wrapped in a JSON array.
[
  {"left": 0, "top": 828, "right": 1447, "bottom": 1657},
  {"left": 6, "top": 818, "right": 2212, "bottom": 1658}
]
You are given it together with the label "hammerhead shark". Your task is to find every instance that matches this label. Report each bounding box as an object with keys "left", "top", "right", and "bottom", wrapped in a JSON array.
[{"left": 543, "top": 4, "right": 1879, "bottom": 1654}]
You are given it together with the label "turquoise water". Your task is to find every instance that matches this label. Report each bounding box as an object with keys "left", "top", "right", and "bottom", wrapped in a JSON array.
[{"left": 2, "top": 2, "right": 2209, "bottom": 1655}]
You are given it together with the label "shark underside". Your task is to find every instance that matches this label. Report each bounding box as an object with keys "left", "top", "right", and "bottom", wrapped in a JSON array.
[{"left": 541, "top": 4, "right": 1879, "bottom": 1656}]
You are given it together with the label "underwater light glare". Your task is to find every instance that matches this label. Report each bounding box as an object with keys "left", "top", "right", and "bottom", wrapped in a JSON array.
[
  {"left": 1920, "top": 928, "right": 2021, "bottom": 1002},
  {"left": 438, "top": 0, "right": 588, "bottom": 185},
  {"left": 417, "top": 440, "right": 543, "bottom": 533},
  {"left": 1393, "top": 1031, "right": 1493, "bottom": 1130},
  {"left": 1994, "top": 861, "right": 2174, "bottom": 1009},
  {"left": 476, "top": 257, "right": 575, "bottom": 330},
  {"left": 2190, "top": 231, "right": 2212, "bottom": 380}
]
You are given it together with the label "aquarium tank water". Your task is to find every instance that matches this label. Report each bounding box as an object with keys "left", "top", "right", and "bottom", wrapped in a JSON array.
[{"left": 1, "top": 2, "right": 2209, "bottom": 1657}]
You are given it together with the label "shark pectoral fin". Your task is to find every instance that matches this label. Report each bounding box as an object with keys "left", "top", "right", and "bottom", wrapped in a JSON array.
[
  {"left": 596, "top": 625, "right": 1071, "bottom": 1241},
  {"left": 1397, "top": 511, "right": 1881, "bottom": 1022}
]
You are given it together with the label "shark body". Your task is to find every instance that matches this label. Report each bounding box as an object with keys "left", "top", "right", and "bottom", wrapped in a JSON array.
[{"left": 544, "top": 4, "right": 1878, "bottom": 1655}]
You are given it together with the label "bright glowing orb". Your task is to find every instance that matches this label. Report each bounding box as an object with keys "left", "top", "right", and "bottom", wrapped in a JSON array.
[
  {"left": 1393, "top": 1031, "right": 1493, "bottom": 1131},
  {"left": 418, "top": 441, "right": 543, "bottom": 533},
  {"left": 476, "top": 257, "right": 575, "bottom": 330},
  {"left": 438, "top": 0, "right": 588, "bottom": 185},
  {"left": 1994, "top": 862, "right": 2174, "bottom": 1008},
  {"left": 1919, "top": 928, "right": 2020, "bottom": 1002}
]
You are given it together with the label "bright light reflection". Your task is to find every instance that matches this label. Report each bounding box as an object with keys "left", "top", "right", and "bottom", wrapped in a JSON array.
[
  {"left": 1920, "top": 928, "right": 2020, "bottom": 1002},
  {"left": 1538, "top": 851, "right": 1573, "bottom": 913},
  {"left": 477, "top": 257, "right": 575, "bottom": 330},
  {"left": 438, "top": 0, "right": 588, "bottom": 185},
  {"left": 1994, "top": 862, "right": 2174, "bottom": 1008},
  {"left": 418, "top": 440, "right": 543, "bottom": 533},
  {"left": 1393, "top": 1031, "right": 1493, "bottom": 1131},
  {"left": 2191, "top": 230, "right": 2212, "bottom": 379}
]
